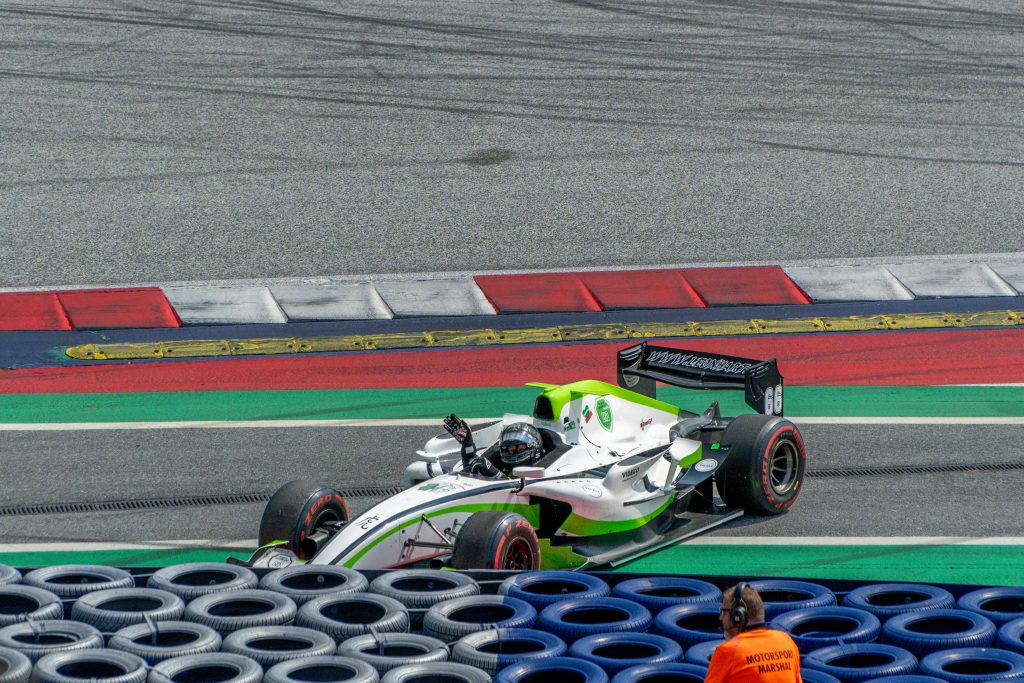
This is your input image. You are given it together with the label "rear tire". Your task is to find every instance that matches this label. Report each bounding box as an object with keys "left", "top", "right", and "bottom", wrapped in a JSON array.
[
  {"left": 451, "top": 511, "right": 541, "bottom": 570},
  {"left": 717, "top": 414, "right": 806, "bottom": 515},
  {"left": 259, "top": 480, "right": 349, "bottom": 560}
]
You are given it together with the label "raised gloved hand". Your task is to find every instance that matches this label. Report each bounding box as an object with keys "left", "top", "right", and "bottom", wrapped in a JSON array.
[{"left": 443, "top": 414, "right": 472, "bottom": 445}]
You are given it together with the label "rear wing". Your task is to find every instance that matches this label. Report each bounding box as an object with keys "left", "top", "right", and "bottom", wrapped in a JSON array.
[{"left": 616, "top": 343, "right": 784, "bottom": 416}]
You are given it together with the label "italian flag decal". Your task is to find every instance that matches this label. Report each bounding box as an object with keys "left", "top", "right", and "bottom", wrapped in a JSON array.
[{"left": 583, "top": 405, "right": 593, "bottom": 423}]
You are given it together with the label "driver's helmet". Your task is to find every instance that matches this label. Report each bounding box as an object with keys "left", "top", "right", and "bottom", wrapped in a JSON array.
[{"left": 498, "top": 422, "right": 543, "bottom": 466}]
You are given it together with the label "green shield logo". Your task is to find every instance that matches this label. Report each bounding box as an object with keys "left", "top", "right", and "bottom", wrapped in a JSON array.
[{"left": 595, "top": 398, "right": 613, "bottom": 431}]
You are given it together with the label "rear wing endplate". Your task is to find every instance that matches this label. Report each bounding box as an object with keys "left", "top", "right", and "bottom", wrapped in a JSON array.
[{"left": 616, "top": 343, "right": 784, "bottom": 416}]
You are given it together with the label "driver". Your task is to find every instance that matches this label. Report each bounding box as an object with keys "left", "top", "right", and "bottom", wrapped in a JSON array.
[{"left": 443, "top": 414, "right": 543, "bottom": 477}]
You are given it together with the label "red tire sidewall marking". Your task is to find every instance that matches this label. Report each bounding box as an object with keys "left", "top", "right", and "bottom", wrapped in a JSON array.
[{"left": 759, "top": 424, "right": 805, "bottom": 511}]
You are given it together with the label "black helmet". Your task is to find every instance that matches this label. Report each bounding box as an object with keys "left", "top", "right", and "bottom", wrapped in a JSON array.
[{"left": 499, "top": 423, "right": 543, "bottom": 466}]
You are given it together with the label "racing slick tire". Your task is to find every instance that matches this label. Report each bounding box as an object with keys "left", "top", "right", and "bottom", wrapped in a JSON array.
[
  {"left": 569, "top": 632, "right": 684, "bottom": 675},
  {"left": 382, "top": 662, "right": 491, "bottom": 683},
  {"left": 803, "top": 643, "right": 918, "bottom": 683},
  {"left": 881, "top": 609, "right": 997, "bottom": 655},
  {"left": 537, "top": 596, "right": 653, "bottom": 642},
  {"left": 716, "top": 414, "right": 806, "bottom": 515},
  {"left": 0, "top": 585, "right": 63, "bottom": 626},
  {"left": 999, "top": 618, "right": 1024, "bottom": 655},
  {"left": 265, "top": 656, "right": 380, "bottom": 683},
  {"left": 22, "top": 565, "right": 134, "bottom": 600},
  {"left": 0, "top": 620, "right": 103, "bottom": 662},
  {"left": 32, "top": 649, "right": 147, "bottom": 683},
  {"left": 108, "top": 621, "right": 222, "bottom": 664},
  {"left": 957, "top": 587, "right": 1024, "bottom": 626},
  {"left": 769, "top": 606, "right": 881, "bottom": 650},
  {"left": 610, "top": 577, "right": 722, "bottom": 613},
  {"left": 497, "top": 656, "right": 609, "bottom": 683},
  {"left": 422, "top": 594, "right": 537, "bottom": 641},
  {"left": 183, "top": 589, "right": 298, "bottom": 636},
  {"left": 0, "top": 565, "right": 20, "bottom": 587},
  {"left": 222, "top": 625, "right": 337, "bottom": 668},
  {"left": 0, "top": 646, "right": 30, "bottom": 683},
  {"left": 841, "top": 583, "right": 956, "bottom": 621},
  {"left": 260, "top": 480, "right": 350, "bottom": 561},
  {"left": 451, "top": 628, "right": 567, "bottom": 674},
  {"left": 146, "top": 562, "right": 258, "bottom": 601},
  {"left": 298, "top": 593, "right": 410, "bottom": 639},
  {"left": 70, "top": 587, "right": 185, "bottom": 633},
  {"left": 260, "top": 565, "right": 368, "bottom": 605},
  {"left": 451, "top": 511, "right": 541, "bottom": 571},
  {"left": 498, "top": 571, "right": 611, "bottom": 610},
  {"left": 149, "top": 653, "right": 263, "bottom": 683},
  {"left": 918, "top": 647, "right": 1024, "bottom": 683},
  {"left": 610, "top": 663, "right": 707, "bottom": 683},
  {"left": 336, "top": 633, "right": 449, "bottom": 674}
]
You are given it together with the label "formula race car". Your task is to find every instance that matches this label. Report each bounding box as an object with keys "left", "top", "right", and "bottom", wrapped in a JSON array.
[{"left": 246, "top": 343, "right": 807, "bottom": 571}]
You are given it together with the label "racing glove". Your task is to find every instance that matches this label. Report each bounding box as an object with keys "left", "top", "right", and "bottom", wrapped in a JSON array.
[{"left": 444, "top": 413, "right": 478, "bottom": 466}]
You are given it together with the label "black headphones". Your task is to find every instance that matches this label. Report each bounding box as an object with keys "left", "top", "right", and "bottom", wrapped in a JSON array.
[{"left": 729, "top": 582, "right": 749, "bottom": 627}]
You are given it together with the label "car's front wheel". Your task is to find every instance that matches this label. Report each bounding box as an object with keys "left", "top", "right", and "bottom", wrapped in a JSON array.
[
  {"left": 716, "top": 414, "right": 806, "bottom": 515},
  {"left": 259, "top": 480, "right": 348, "bottom": 560},
  {"left": 451, "top": 511, "right": 541, "bottom": 570}
]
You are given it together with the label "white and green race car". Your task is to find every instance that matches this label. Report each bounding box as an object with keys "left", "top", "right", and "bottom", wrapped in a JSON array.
[{"left": 247, "top": 343, "right": 807, "bottom": 571}]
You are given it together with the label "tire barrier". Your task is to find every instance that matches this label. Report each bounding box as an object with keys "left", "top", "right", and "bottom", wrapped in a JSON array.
[
  {"left": 451, "top": 627, "right": 567, "bottom": 675},
  {"left": 0, "top": 566, "right": 20, "bottom": 588},
  {"left": 107, "top": 620, "right": 222, "bottom": 664},
  {"left": 498, "top": 571, "right": 611, "bottom": 610},
  {"left": 568, "top": 631, "right": 683, "bottom": 674},
  {"left": 536, "top": 597, "right": 652, "bottom": 642},
  {"left": 222, "top": 625, "right": 337, "bottom": 668},
  {"left": 803, "top": 643, "right": 919, "bottom": 683},
  {"left": 610, "top": 577, "right": 722, "bottom": 613},
  {"left": 842, "top": 584, "right": 956, "bottom": 621},
  {"left": 751, "top": 579, "right": 837, "bottom": 620},
  {"left": 31, "top": 649, "right": 147, "bottom": 683},
  {"left": 147, "top": 563, "right": 259, "bottom": 601},
  {"left": 381, "top": 661, "right": 491, "bottom": 683},
  {"left": 801, "top": 668, "right": 842, "bottom": 683},
  {"left": 0, "top": 646, "right": 30, "bottom": 683},
  {"left": 260, "top": 565, "right": 369, "bottom": 605},
  {"left": 651, "top": 603, "right": 727, "bottom": 648},
  {"left": 22, "top": 566, "right": 134, "bottom": 600},
  {"left": 265, "top": 656, "right": 380, "bottom": 683},
  {"left": 149, "top": 652, "right": 263, "bottom": 683},
  {"left": 0, "top": 620, "right": 103, "bottom": 662},
  {"left": 999, "top": 618, "right": 1024, "bottom": 655},
  {"left": 496, "top": 655, "right": 610, "bottom": 683},
  {"left": 422, "top": 595, "right": 536, "bottom": 641},
  {"left": 70, "top": 587, "right": 185, "bottom": 633},
  {"left": 0, "top": 585, "right": 63, "bottom": 627},
  {"left": 917, "top": 647, "right": 1024, "bottom": 683},
  {"left": 610, "top": 662, "right": 709, "bottom": 683},
  {"left": 861, "top": 677, "right": 947, "bottom": 683},
  {"left": 684, "top": 639, "right": 722, "bottom": 665},
  {"left": 368, "top": 570, "right": 478, "bottom": 627},
  {"left": 770, "top": 606, "right": 882, "bottom": 651},
  {"left": 183, "top": 589, "right": 298, "bottom": 635},
  {"left": 881, "top": 609, "right": 997, "bottom": 655},
  {"left": 297, "top": 593, "right": 410, "bottom": 639},
  {"left": 958, "top": 588, "right": 1024, "bottom": 627},
  {"left": 336, "top": 633, "right": 449, "bottom": 674}
]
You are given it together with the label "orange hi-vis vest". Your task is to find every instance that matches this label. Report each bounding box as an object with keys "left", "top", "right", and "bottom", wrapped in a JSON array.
[{"left": 704, "top": 627, "right": 803, "bottom": 683}]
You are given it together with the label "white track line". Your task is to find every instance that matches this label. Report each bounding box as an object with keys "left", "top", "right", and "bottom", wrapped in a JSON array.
[{"left": 1, "top": 416, "right": 1023, "bottom": 431}]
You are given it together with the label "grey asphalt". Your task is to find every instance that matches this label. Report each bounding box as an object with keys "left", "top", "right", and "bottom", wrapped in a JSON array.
[
  {"left": 1, "top": 423, "right": 1020, "bottom": 543},
  {"left": 2, "top": 1, "right": 1024, "bottom": 287}
]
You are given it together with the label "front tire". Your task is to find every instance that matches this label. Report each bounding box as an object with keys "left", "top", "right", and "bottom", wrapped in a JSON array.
[
  {"left": 451, "top": 511, "right": 541, "bottom": 570},
  {"left": 259, "top": 480, "right": 348, "bottom": 560},
  {"left": 716, "top": 414, "right": 806, "bottom": 515}
]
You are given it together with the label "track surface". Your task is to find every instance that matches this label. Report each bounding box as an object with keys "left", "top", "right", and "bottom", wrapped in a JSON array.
[
  {"left": 1, "top": 423, "right": 1020, "bottom": 544},
  {"left": 2, "top": 1, "right": 1024, "bottom": 286}
]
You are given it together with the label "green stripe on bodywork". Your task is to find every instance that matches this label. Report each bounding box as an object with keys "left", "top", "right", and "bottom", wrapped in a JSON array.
[
  {"left": 342, "top": 503, "right": 540, "bottom": 568},
  {"left": 539, "top": 381, "right": 684, "bottom": 421},
  {"left": 560, "top": 496, "right": 674, "bottom": 536}
]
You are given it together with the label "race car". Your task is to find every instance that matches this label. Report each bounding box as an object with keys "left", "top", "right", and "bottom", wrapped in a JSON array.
[{"left": 246, "top": 342, "right": 807, "bottom": 571}]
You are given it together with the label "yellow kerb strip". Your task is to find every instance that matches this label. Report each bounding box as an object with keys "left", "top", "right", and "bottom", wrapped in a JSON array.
[{"left": 65, "top": 310, "right": 1024, "bottom": 360}]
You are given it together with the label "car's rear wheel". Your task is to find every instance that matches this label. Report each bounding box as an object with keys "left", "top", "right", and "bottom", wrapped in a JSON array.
[
  {"left": 258, "top": 480, "right": 348, "bottom": 560},
  {"left": 716, "top": 414, "right": 806, "bottom": 515},
  {"left": 451, "top": 511, "right": 541, "bottom": 570}
]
